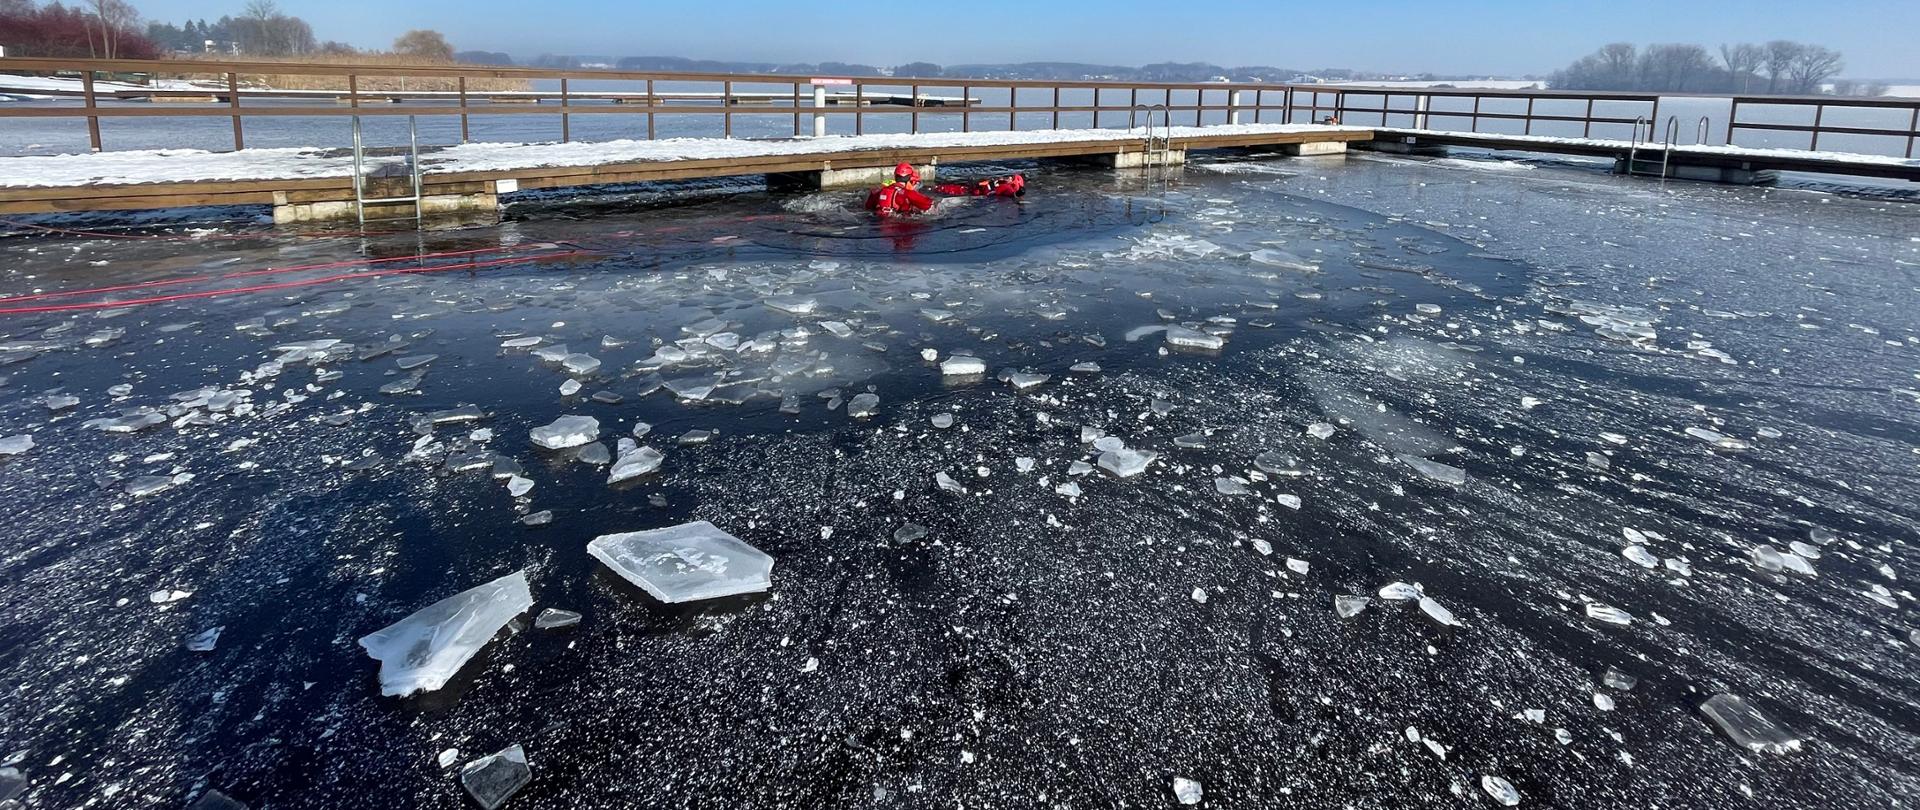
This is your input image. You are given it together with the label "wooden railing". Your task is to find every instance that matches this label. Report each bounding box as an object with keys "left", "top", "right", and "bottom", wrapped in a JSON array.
[{"left": 3, "top": 57, "right": 1917, "bottom": 160}]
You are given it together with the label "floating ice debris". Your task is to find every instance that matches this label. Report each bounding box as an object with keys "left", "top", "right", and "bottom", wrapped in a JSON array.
[
  {"left": 821, "top": 321, "right": 854, "bottom": 338},
  {"left": 1586, "top": 451, "right": 1611, "bottom": 470},
  {"left": 1007, "top": 372, "right": 1050, "bottom": 390},
  {"left": 125, "top": 474, "right": 182, "bottom": 497},
  {"left": 1285, "top": 558, "right": 1308, "bottom": 575},
  {"left": 1749, "top": 545, "right": 1787, "bottom": 572},
  {"left": 185, "top": 626, "right": 223, "bottom": 652},
  {"left": 559, "top": 379, "right": 582, "bottom": 396},
  {"left": 1069, "top": 361, "right": 1101, "bottom": 373},
  {"left": 0, "top": 434, "right": 31, "bottom": 455},
  {"left": 931, "top": 413, "right": 955, "bottom": 429},
  {"left": 534, "top": 608, "right": 581, "bottom": 630},
  {"left": 356, "top": 570, "right": 532, "bottom": 697},
  {"left": 1248, "top": 249, "right": 1318, "bottom": 272},
  {"left": 461, "top": 744, "right": 532, "bottom": 810},
  {"left": 1015, "top": 457, "right": 1036, "bottom": 473},
  {"left": 1092, "top": 436, "right": 1126, "bottom": 453},
  {"left": 438, "top": 748, "right": 461, "bottom": 769},
  {"left": 560, "top": 354, "right": 601, "bottom": 375},
  {"left": 678, "top": 429, "right": 713, "bottom": 445},
  {"left": 1602, "top": 667, "right": 1638, "bottom": 691},
  {"left": 1808, "top": 527, "right": 1837, "bottom": 545},
  {"left": 575, "top": 442, "right": 612, "bottom": 466},
  {"left": 1252, "top": 451, "right": 1300, "bottom": 476},
  {"left": 1068, "top": 461, "right": 1095, "bottom": 476},
  {"left": 846, "top": 393, "right": 880, "bottom": 418},
  {"left": 893, "top": 523, "right": 928, "bottom": 544},
  {"left": 1173, "top": 777, "right": 1203, "bottom": 805},
  {"left": 1685, "top": 427, "right": 1749, "bottom": 451},
  {"left": 529, "top": 416, "right": 599, "bottom": 449},
  {"left": 43, "top": 394, "right": 78, "bottom": 411},
  {"left": 1097, "top": 448, "right": 1158, "bottom": 478},
  {"left": 1214, "top": 477, "right": 1249, "bottom": 495},
  {"left": 1480, "top": 775, "right": 1521, "bottom": 807},
  {"left": 84, "top": 410, "right": 165, "bottom": 433},
  {"left": 1055, "top": 481, "right": 1083, "bottom": 498},
  {"left": 1164, "top": 326, "right": 1225, "bottom": 350},
  {"left": 1378, "top": 582, "right": 1420, "bottom": 601},
  {"left": 1584, "top": 603, "right": 1633, "bottom": 626},
  {"left": 379, "top": 377, "right": 421, "bottom": 395},
  {"left": 664, "top": 376, "right": 716, "bottom": 401},
  {"left": 506, "top": 475, "right": 534, "bottom": 497},
  {"left": 765, "top": 296, "right": 818, "bottom": 315},
  {"left": 1252, "top": 538, "right": 1273, "bottom": 556},
  {"left": 188, "top": 789, "right": 246, "bottom": 810},
  {"left": 395, "top": 354, "right": 437, "bottom": 370},
  {"left": 1335, "top": 595, "right": 1371, "bottom": 618},
  {"left": 521, "top": 511, "right": 553, "bottom": 527},
  {"left": 1190, "top": 587, "right": 1209, "bottom": 604},
  {"left": 1699, "top": 693, "right": 1802, "bottom": 754},
  {"left": 1306, "top": 422, "right": 1335, "bottom": 440},
  {"left": 1787, "top": 541, "right": 1821, "bottom": 560},
  {"left": 1276, "top": 493, "right": 1302, "bottom": 510},
  {"left": 1777, "top": 552, "right": 1816, "bottom": 577},
  {"left": 608, "top": 446, "right": 664, "bottom": 485},
  {"left": 935, "top": 471, "right": 967, "bottom": 494},
  {"left": 150, "top": 589, "right": 191, "bottom": 604},
  {"left": 1418, "top": 597, "right": 1461, "bottom": 627},
  {"left": 426, "top": 405, "right": 487, "bottom": 424},
  {"left": 1398, "top": 455, "right": 1466, "bottom": 486},
  {"left": 587, "top": 521, "right": 773, "bottom": 603},
  {"left": 501, "top": 336, "right": 543, "bottom": 348},
  {"left": 940, "top": 355, "right": 987, "bottom": 376},
  {"left": 1593, "top": 692, "right": 1616, "bottom": 711},
  {"left": 1175, "top": 432, "right": 1209, "bottom": 449},
  {"left": 1150, "top": 399, "right": 1174, "bottom": 416},
  {"left": 1622, "top": 546, "right": 1658, "bottom": 568},
  {"left": 920, "top": 308, "right": 954, "bottom": 322}
]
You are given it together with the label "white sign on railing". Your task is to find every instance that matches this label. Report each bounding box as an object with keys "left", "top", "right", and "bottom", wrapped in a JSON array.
[{"left": 810, "top": 78, "right": 853, "bottom": 86}]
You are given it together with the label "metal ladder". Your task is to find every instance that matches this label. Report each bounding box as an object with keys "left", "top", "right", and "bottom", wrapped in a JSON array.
[
  {"left": 1624, "top": 115, "right": 1710, "bottom": 180},
  {"left": 351, "top": 115, "right": 423, "bottom": 225},
  {"left": 1130, "top": 104, "right": 1173, "bottom": 169}
]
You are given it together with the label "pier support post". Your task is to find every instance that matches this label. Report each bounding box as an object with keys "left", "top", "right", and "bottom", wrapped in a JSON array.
[
  {"left": 812, "top": 85, "right": 828, "bottom": 137},
  {"left": 1228, "top": 90, "right": 1245, "bottom": 125},
  {"left": 768, "top": 162, "right": 937, "bottom": 191}
]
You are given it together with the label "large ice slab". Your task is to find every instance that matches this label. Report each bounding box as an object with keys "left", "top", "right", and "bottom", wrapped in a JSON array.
[
  {"left": 1699, "top": 693, "right": 1802, "bottom": 754},
  {"left": 356, "top": 570, "right": 532, "bottom": 697},
  {"left": 587, "top": 521, "right": 773, "bottom": 603},
  {"left": 529, "top": 415, "right": 599, "bottom": 449}
]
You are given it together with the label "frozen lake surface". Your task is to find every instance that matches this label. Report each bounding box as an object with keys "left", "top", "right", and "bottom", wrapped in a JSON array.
[{"left": 0, "top": 152, "right": 1916, "bottom": 808}]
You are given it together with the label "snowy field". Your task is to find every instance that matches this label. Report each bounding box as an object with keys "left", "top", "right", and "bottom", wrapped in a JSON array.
[{"left": 0, "top": 152, "right": 1915, "bottom": 808}]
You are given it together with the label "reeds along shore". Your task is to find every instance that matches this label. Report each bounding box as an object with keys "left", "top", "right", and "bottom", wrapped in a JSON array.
[{"left": 158, "top": 54, "right": 531, "bottom": 92}]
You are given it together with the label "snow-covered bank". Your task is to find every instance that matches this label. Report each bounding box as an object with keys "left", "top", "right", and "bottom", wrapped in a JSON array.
[
  {"left": 1381, "top": 127, "right": 1920, "bottom": 168},
  {"left": 0, "top": 123, "right": 1367, "bottom": 188}
]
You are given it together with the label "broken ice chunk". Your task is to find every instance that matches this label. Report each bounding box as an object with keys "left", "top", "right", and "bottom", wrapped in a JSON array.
[
  {"left": 150, "top": 589, "right": 191, "bottom": 603},
  {"left": 560, "top": 354, "right": 601, "bottom": 375},
  {"left": 506, "top": 475, "right": 534, "bottom": 497},
  {"left": 1214, "top": 477, "right": 1249, "bottom": 495},
  {"left": 1418, "top": 597, "right": 1461, "bottom": 627},
  {"left": 461, "top": 744, "right": 532, "bottom": 810},
  {"left": 124, "top": 474, "right": 180, "bottom": 497},
  {"left": 0, "top": 434, "right": 33, "bottom": 456},
  {"left": 931, "top": 413, "right": 955, "bottom": 429},
  {"left": 559, "top": 379, "right": 582, "bottom": 396},
  {"left": 1096, "top": 448, "right": 1158, "bottom": 478},
  {"left": 185, "top": 626, "right": 223, "bottom": 652},
  {"left": 1398, "top": 454, "right": 1466, "bottom": 486},
  {"left": 935, "top": 471, "right": 967, "bottom": 494},
  {"left": 356, "top": 570, "right": 532, "bottom": 696},
  {"left": 501, "top": 336, "right": 543, "bottom": 349},
  {"left": 940, "top": 356, "right": 987, "bottom": 376},
  {"left": 84, "top": 410, "right": 166, "bottom": 433},
  {"left": 608, "top": 446, "right": 664, "bottom": 485},
  {"left": 1006, "top": 372, "right": 1050, "bottom": 390},
  {"left": 1164, "top": 326, "right": 1224, "bottom": 350},
  {"left": 534, "top": 608, "right": 581, "bottom": 630},
  {"left": 1698, "top": 693, "right": 1802, "bottom": 755},
  {"left": 765, "top": 296, "right": 818, "bottom": 315},
  {"left": 1306, "top": 422, "right": 1335, "bottom": 440},
  {"left": 188, "top": 789, "right": 246, "bottom": 810},
  {"left": 893, "top": 523, "right": 928, "bottom": 543},
  {"left": 587, "top": 521, "right": 773, "bottom": 603},
  {"left": 1172, "top": 777, "right": 1203, "bottom": 805},
  {"left": 1068, "top": 362, "right": 1101, "bottom": 373},
  {"left": 521, "top": 511, "right": 553, "bottom": 527},
  {"left": 1378, "top": 582, "right": 1421, "bottom": 601},
  {"left": 1622, "top": 546, "right": 1658, "bottom": 568},
  {"left": 1602, "top": 667, "right": 1638, "bottom": 691},
  {"left": 1584, "top": 602, "right": 1633, "bottom": 626},
  {"left": 1480, "top": 775, "right": 1521, "bottom": 807},
  {"left": 1685, "top": 427, "right": 1749, "bottom": 451},
  {"left": 574, "top": 442, "right": 612, "bottom": 466},
  {"left": 44, "top": 394, "right": 79, "bottom": 411},
  {"left": 1252, "top": 451, "right": 1300, "bottom": 476},
  {"left": 1092, "top": 436, "right": 1126, "bottom": 453},
  {"left": 529, "top": 415, "right": 599, "bottom": 449},
  {"left": 846, "top": 393, "right": 879, "bottom": 418},
  {"left": 1334, "top": 595, "right": 1371, "bottom": 618},
  {"left": 395, "top": 354, "right": 437, "bottom": 370}
]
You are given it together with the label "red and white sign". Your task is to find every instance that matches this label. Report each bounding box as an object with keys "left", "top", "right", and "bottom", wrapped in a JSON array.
[{"left": 809, "top": 78, "right": 853, "bottom": 86}]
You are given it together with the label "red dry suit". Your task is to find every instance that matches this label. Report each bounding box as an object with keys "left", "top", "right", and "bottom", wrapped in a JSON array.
[
  {"left": 864, "top": 183, "right": 934, "bottom": 216},
  {"left": 933, "top": 174, "right": 1025, "bottom": 197}
]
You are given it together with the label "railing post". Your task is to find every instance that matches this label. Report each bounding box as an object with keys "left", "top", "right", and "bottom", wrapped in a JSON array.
[
  {"left": 561, "top": 78, "right": 571, "bottom": 142},
  {"left": 1809, "top": 103, "right": 1823, "bottom": 151},
  {"left": 1415, "top": 93, "right": 1430, "bottom": 129},
  {"left": 1229, "top": 88, "right": 1244, "bottom": 125},
  {"left": 1285, "top": 87, "right": 1294, "bottom": 124},
  {"left": 1907, "top": 105, "right": 1917, "bottom": 159},
  {"left": 227, "top": 72, "right": 243, "bottom": 150},
  {"left": 722, "top": 80, "right": 732, "bottom": 138},
  {"left": 856, "top": 83, "right": 865, "bottom": 135},
  {"left": 1254, "top": 89, "right": 1263, "bottom": 124},
  {"left": 911, "top": 83, "right": 920, "bottom": 134},
  {"left": 458, "top": 76, "right": 469, "bottom": 143},
  {"left": 962, "top": 85, "right": 970, "bottom": 132},
  {"left": 812, "top": 83, "right": 828, "bottom": 137},
  {"left": 1382, "top": 93, "right": 1391, "bottom": 126},
  {"left": 1008, "top": 86, "right": 1016, "bottom": 131},
  {"left": 1583, "top": 98, "right": 1593, "bottom": 138},
  {"left": 793, "top": 82, "right": 802, "bottom": 137},
  {"left": 1523, "top": 96, "right": 1535, "bottom": 135},
  {"left": 1195, "top": 89, "right": 1203, "bottom": 127},
  {"left": 1093, "top": 87, "right": 1101, "bottom": 129},
  {"left": 1470, "top": 94, "right": 1481, "bottom": 132},
  {"left": 81, "top": 70, "right": 102, "bottom": 152},
  {"left": 1647, "top": 97, "right": 1660, "bottom": 140},
  {"left": 1051, "top": 86, "right": 1060, "bottom": 130},
  {"left": 646, "top": 79, "right": 656, "bottom": 140},
  {"left": 348, "top": 73, "right": 358, "bottom": 108}
]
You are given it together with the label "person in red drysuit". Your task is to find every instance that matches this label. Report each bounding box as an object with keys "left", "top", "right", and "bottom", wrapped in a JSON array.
[
  {"left": 865, "top": 163, "right": 934, "bottom": 216},
  {"left": 932, "top": 173, "right": 1026, "bottom": 198}
]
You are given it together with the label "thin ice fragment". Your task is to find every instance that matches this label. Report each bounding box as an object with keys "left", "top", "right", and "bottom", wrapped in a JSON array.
[
  {"left": 1698, "top": 693, "right": 1802, "bottom": 754},
  {"left": 587, "top": 521, "right": 773, "bottom": 603},
  {"left": 460, "top": 744, "right": 532, "bottom": 810},
  {"left": 356, "top": 570, "right": 532, "bottom": 697}
]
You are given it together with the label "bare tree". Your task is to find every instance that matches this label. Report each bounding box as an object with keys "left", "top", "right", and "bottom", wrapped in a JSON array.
[
  {"left": 1785, "top": 45, "right": 1844, "bottom": 94},
  {"left": 1763, "top": 40, "right": 1802, "bottom": 93},
  {"left": 234, "top": 0, "right": 314, "bottom": 56},
  {"left": 1860, "top": 81, "right": 1890, "bottom": 97},
  {"left": 1, "top": 0, "right": 39, "bottom": 15},
  {"left": 1718, "top": 43, "right": 1764, "bottom": 93},
  {"left": 1595, "top": 43, "right": 1638, "bottom": 87},
  {"left": 88, "top": 0, "right": 140, "bottom": 58},
  {"left": 392, "top": 29, "right": 454, "bottom": 62},
  {"left": 1640, "top": 44, "right": 1714, "bottom": 92}
]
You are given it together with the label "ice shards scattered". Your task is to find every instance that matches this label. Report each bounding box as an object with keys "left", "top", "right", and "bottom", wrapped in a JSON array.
[
  {"left": 586, "top": 521, "right": 773, "bottom": 603},
  {"left": 185, "top": 626, "right": 223, "bottom": 652},
  {"left": 534, "top": 608, "right": 582, "bottom": 630},
  {"left": 1602, "top": 667, "right": 1639, "bottom": 691},
  {"left": 1164, "top": 326, "right": 1225, "bottom": 351},
  {"left": 83, "top": 409, "right": 165, "bottom": 433},
  {"left": 940, "top": 356, "right": 987, "bottom": 376},
  {"left": 1377, "top": 582, "right": 1421, "bottom": 601},
  {"left": 356, "top": 570, "right": 532, "bottom": 697},
  {"left": 1480, "top": 775, "right": 1521, "bottom": 807},
  {"left": 1418, "top": 597, "right": 1462, "bottom": 627},
  {"left": 608, "top": 446, "right": 664, "bottom": 485},
  {"left": 529, "top": 415, "right": 600, "bottom": 450},
  {"left": 1698, "top": 693, "right": 1802, "bottom": 755},
  {"left": 1584, "top": 602, "right": 1633, "bottom": 626},
  {"left": 0, "top": 434, "right": 33, "bottom": 456},
  {"left": 846, "top": 393, "right": 880, "bottom": 418},
  {"left": 1334, "top": 595, "right": 1372, "bottom": 618},
  {"left": 460, "top": 744, "right": 532, "bottom": 810}
]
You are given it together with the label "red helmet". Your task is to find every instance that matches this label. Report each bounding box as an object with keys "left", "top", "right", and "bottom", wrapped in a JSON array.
[{"left": 893, "top": 162, "right": 919, "bottom": 182}]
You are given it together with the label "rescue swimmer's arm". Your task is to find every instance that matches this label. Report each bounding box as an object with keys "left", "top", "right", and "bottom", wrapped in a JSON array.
[{"left": 902, "top": 187, "right": 934, "bottom": 212}]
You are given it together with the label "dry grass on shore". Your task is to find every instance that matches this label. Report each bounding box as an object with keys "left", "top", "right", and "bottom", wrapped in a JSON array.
[{"left": 161, "top": 53, "right": 529, "bottom": 92}]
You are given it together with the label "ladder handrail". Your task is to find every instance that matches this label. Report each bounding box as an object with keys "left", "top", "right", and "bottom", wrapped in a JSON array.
[
  {"left": 350, "top": 114, "right": 425, "bottom": 224},
  {"left": 1661, "top": 115, "right": 1680, "bottom": 180},
  {"left": 1696, "top": 115, "right": 1711, "bottom": 146},
  {"left": 1625, "top": 115, "right": 1648, "bottom": 175}
]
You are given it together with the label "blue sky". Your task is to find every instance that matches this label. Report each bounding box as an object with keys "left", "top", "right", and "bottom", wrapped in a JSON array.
[{"left": 131, "top": 0, "right": 1920, "bottom": 77}]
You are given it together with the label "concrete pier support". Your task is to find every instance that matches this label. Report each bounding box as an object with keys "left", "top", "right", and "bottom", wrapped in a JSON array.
[
  {"left": 1614, "top": 158, "right": 1777, "bottom": 185},
  {"left": 1228, "top": 90, "right": 1246, "bottom": 125},
  {"left": 767, "top": 162, "right": 938, "bottom": 191},
  {"left": 1106, "top": 149, "right": 1187, "bottom": 169},
  {"left": 1278, "top": 141, "right": 1348, "bottom": 156}
]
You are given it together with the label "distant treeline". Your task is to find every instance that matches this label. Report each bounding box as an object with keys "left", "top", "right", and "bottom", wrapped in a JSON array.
[
  {"left": 520, "top": 55, "right": 1404, "bottom": 84},
  {"left": 1552, "top": 41, "right": 1886, "bottom": 96}
]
